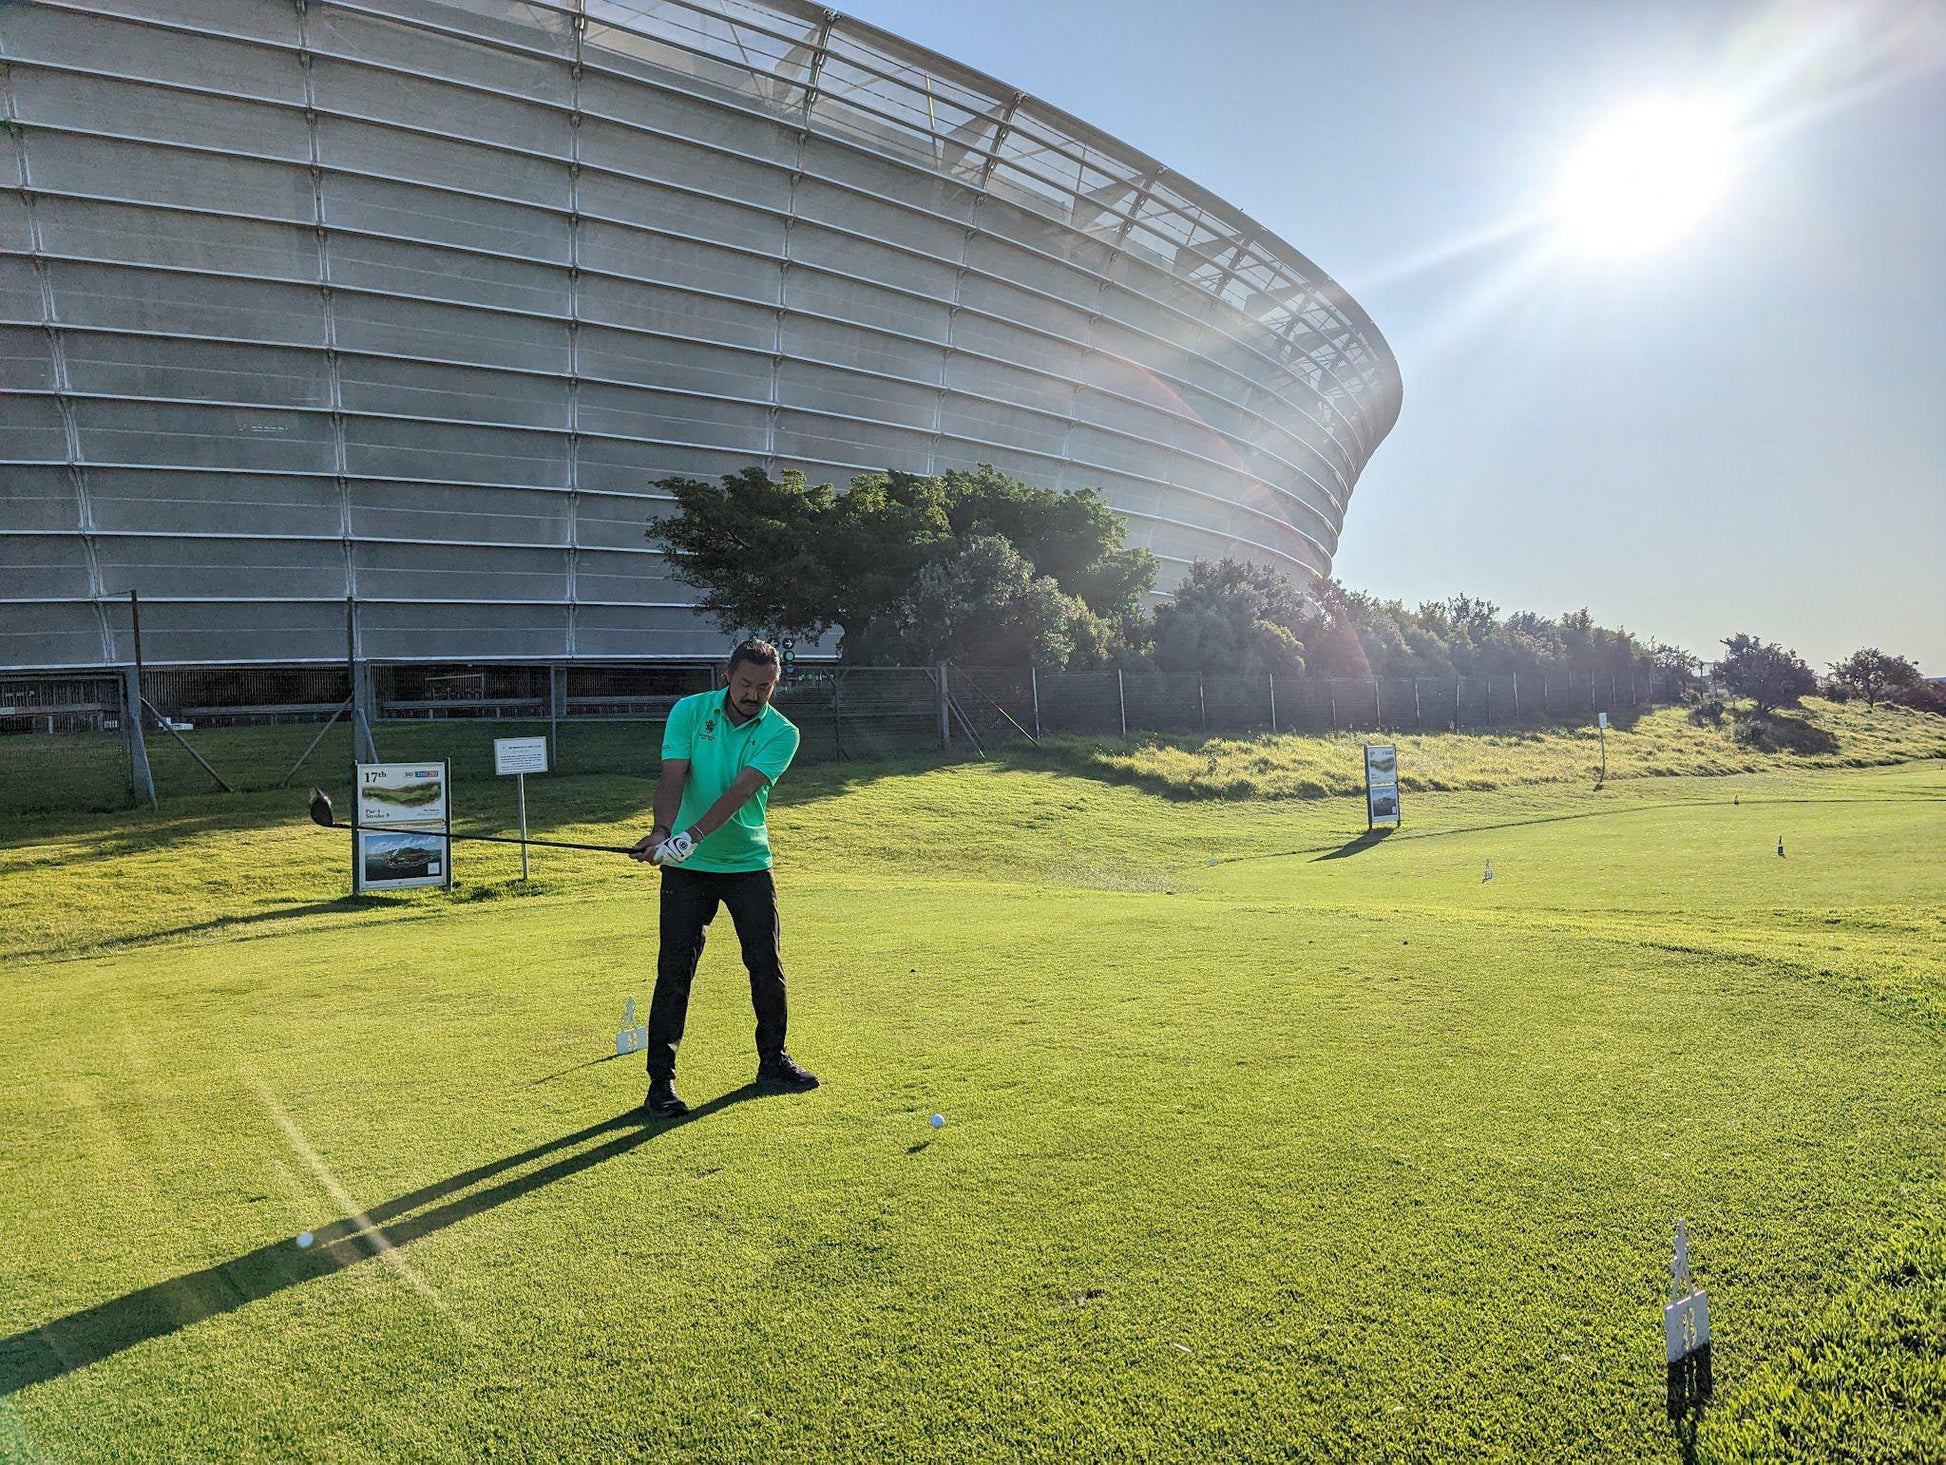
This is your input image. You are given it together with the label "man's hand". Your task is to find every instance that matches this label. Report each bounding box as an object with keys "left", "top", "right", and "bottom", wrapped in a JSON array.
[
  {"left": 654, "top": 830, "right": 697, "bottom": 865},
  {"left": 629, "top": 825, "right": 672, "bottom": 863}
]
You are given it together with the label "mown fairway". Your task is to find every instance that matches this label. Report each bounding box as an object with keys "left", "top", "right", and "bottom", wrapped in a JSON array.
[{"left": 2, "top": 713, "right": 1941, "bottom": 1462}]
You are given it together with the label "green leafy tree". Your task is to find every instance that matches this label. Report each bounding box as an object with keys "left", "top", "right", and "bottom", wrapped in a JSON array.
[
  {"left": 1714, "top": 633, "right": 1816, "bottom": 712},
  {"left": 1827, "top": 648, "right": 1922, "bottom": 709},
  {"left": 646, "top": 464, "right": 1155, "bottom": 667},
  {"left": 873, "top": 534, "right": 1099, "bottom": 667},
  {"left": 1151, "top": 558, "right": 1307, "bottom": 676}
]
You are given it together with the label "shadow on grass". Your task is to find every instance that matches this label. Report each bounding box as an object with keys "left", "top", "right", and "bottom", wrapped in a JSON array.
[
  {"left": 1312, "top": 828, "right": 1397, "bottom": 861},
  {"left": 1736, "top": 709, "right": 1841, "bottom": 756},
  {"left": 0, "top": 1088, "right": 778, "bottom": 1394}
]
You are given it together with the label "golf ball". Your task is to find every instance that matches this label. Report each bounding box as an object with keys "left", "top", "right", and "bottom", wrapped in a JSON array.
[
  {"left": 929, "top": 1113, "right": 945, "bottom": 1129},
  {"left": 296, "top": 1231, "right": 314, "bottom": 1249}
]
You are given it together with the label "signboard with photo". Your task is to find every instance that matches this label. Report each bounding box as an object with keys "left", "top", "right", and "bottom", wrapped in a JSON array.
[
  {"left": 354, "top": 760, "right": 452, "bottom": 892},
  {"left": 1364, "top": 743, "right": 1401, "bottom": 829},
  {"left": 357, "top": 763, "right": 447, "bottom": 826}
]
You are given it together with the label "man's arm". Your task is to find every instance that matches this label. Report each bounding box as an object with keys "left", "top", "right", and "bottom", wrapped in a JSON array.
[
  {"left": 629, "top": 757, "right": 690, "bottom": 861},
  {"left": 682, "top": 768, "right": 770, "bottom": 842}
]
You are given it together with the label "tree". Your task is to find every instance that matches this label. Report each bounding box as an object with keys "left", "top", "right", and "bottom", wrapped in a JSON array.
[
  {"left": 1647, "top": 641, "right": 1704, "bottom": 698},
  {"left": 1151, "top": 558, "right": 1307, "bottom": 676},
  {"left": 1827, "top": 648, "right": 1922, "bottom": 709},
  {"left": 645, "top": 464, "right": 1155, "bottom": 667},
  {"left": 861, "top": 534, "right": 1101, "bottom": 667},
  {"left": 1714, "top": 634, "right": 1816, "bottom": 712}
]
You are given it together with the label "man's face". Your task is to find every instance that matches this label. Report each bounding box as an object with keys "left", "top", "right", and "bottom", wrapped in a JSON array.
[{"left": 726, "top": 659, "right": 780, "bottom": 719}]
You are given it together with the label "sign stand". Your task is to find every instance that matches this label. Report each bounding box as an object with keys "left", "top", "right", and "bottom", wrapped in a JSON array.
[{"left": 494, "top": 736, "right": 550, "bottom": 880}]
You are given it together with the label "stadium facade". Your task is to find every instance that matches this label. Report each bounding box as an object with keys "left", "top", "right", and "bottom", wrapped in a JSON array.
[{"left": 0, "top": 0, "right": 1400, "bottom": 672}]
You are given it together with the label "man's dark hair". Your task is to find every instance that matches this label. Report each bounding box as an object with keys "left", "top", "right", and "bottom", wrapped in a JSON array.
[{"left": 727, "top": 638, "right": 780, "bottom": 676}]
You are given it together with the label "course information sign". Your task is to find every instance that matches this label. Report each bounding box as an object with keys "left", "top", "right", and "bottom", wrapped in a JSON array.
[
  {"left": 1364, "top": 744, "right": 1401, "bottom": 829},
  {"left": 494, "top": 736, "right": 548, "bottom": 776},
  {"left": 354, "top": 761, "right": 452, "bottom": 892},
  {"left": 357, "top": 763, "right": 446, "bottom": 827}
]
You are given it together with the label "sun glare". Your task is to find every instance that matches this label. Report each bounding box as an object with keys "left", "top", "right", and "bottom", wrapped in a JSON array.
[{"left": 1555, "top": 100, "right": 1738, "bottom": 258}]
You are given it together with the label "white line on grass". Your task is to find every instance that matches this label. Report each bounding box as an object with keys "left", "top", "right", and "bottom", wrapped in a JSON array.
[{"left": 253, "top": 1083, "right": 448, "bottom": 1313}]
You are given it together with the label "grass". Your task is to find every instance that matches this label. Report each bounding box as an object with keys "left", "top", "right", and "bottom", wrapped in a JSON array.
[{"left": 0, "top": 706, "right": 1941, "bottom": 1461}]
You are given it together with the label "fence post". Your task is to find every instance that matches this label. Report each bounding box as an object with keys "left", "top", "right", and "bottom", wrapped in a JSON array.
[
  {"left": 1328, "top": 682, "right": 1337, "bottom": 730},
  {"left": 1199, "top": 678, "right": 1206, "bottom": 732},
  {"left": 1029, "top": 665, "right": 1041, "bottom": 740},
  {"left": 1374, "top": 678, "right": 1382, "bottom": 729},
  {"left": 938, "top": 662, "right": 950, "bottom": 747},
  {"left": 1268, "top": 673, "right": 1277, "bottom": 734},
  {"left": 1116, "top": 668, "right": 1127, "bottom": 738},
  {"left": 1485, "top": 677, "right": 1492, "bottom": 724},
  {"left": 1512, "top": 672, "right": 1519, "bottom": 718},
  {"left": 122, "top": 663, "right": 156, "bottom": 805},
  {"left": 549, "top": 663, "right": 567, "bottom": 767},
  {"left": 1413, "top": 678, "right": 1421, "bottom": 726},
  {"left": 1455, "top": 677, "right": 1463, "bottom": 730}
]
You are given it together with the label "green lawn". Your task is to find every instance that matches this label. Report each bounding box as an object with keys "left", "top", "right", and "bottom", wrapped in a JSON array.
[{"left": 1, "top": 711, "right": 1941, "bottom": 1461}]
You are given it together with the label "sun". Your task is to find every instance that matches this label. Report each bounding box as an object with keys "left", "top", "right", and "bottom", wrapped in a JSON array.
[{"left": 1555, "top": 100, "right": 1738, "bottom": 258}]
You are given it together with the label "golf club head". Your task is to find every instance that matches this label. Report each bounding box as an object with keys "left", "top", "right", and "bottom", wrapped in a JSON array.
[{"left": 307, "top": 788, "right": 336, "bottom": 828}]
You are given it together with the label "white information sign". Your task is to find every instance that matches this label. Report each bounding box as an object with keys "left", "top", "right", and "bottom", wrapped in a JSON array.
[{"left": 494, "top": 736, "right": 549, "bottom": 776}]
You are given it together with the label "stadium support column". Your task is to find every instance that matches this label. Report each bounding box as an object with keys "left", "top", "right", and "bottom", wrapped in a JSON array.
[
  {"left": 346, "top": 598, "right": 377, "bottom": 763},
  {"left": 123, "top": 589, "right": 156, "bottom": 804},
  {"left": 550, "top": 664, "right": 567, "bottom": 766}
]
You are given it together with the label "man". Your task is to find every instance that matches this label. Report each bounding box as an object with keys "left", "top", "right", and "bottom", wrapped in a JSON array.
[{"left": 630, "top": 638, "right": 817, "bottom": 1118}]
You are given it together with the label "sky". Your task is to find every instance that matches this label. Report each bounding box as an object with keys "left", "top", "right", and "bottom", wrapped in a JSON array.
[{"left": 831, "top": 0, "right": 1946, "bottom": 671}]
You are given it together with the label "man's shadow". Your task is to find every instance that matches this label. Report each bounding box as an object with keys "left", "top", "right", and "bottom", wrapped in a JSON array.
[{"left": 0, "top": 1089, "right": 770, "bottom": 1395}]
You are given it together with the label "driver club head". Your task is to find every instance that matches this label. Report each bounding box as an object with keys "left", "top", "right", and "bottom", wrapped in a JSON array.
[{"left": 307, "top": 788, "right": 337, "bottom": 828}]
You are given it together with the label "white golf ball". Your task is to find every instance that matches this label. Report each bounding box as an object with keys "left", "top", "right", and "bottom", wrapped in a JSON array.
[
  {"left": 296, "top": 1231, "right": 314, "bottom": 1249},
  {"left": 929, "top": 1113, "right": 945, "bottom": 1129}
]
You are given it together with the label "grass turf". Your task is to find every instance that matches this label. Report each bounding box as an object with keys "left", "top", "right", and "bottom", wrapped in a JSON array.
[{"left": 1, "top": 710, "right": 1941, "bottom": 1461}]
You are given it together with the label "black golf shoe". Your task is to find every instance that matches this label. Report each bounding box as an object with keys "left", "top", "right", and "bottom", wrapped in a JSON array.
[
  {"left": 756, "top": 1053, "right": 819, "bottom": 1090},
  {"left": 644, "top": 1078, "right": 689, "bottom": 1118}
]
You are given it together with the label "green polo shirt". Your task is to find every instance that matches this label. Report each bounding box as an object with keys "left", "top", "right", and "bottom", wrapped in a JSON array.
[{"left": 661, "top": 690, "right": 800, "bottom": 872}]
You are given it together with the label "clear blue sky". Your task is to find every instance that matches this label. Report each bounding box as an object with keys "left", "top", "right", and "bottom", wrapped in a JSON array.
[{"left": 835, "top": 0, "right": 1946, "bottom": 672}]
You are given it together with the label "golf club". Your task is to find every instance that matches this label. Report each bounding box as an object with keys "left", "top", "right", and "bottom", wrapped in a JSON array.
[{"left": 307, "top": 788, "right": 641, "bottom": 856}]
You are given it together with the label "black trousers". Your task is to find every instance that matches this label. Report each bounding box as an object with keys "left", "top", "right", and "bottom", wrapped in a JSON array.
[{"left": 646, "top": 866, "right": 787, "bottom": 1081}]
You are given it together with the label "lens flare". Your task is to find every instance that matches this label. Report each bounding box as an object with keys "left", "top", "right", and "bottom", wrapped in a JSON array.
[{"left": 1555, "top": 100, "right": 1739, "bottom": 257}]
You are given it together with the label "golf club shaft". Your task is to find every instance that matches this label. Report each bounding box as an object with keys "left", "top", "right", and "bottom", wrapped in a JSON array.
[{"left": 343, "top": 824, "right": 636, "bottom": 856}]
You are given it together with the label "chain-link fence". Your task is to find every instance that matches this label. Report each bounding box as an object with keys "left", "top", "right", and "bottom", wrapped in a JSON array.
[{"left": 2, "top": 660, "right": 1684, "bottom": 819}]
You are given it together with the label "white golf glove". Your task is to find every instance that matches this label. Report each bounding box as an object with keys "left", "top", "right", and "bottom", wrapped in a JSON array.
[{"left": 653, "top": 829, "right": 696, "bottom": 865}]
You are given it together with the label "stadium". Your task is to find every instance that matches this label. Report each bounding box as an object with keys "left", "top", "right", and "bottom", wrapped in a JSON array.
[{"left": 0, "top": 0, "right": 1400, "bottom": 676}]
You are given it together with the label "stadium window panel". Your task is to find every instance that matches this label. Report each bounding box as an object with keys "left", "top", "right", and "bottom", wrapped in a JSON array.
[
  {"left": 576, "top": 197, "right": 783, "bottom": 280},
  {"left": 93, "top": 534, "right": 345, "bottom": 603},
  {"left": 48, "top": 261, "right": 324, "bottom": 347},
  {"left": 0, "top": 467, "right": 82, "bottom": 533},
  {"left": 339, "top": 357, "right": 567, "bottom": 432},
  {"left": 64, "top": 336, "right": 329, "bottom": 410},
  {"left": 576, "top": 383, "right": 769, "bottom": 451},
  {"left": 0, "top": 535, "right": 93, "bottom": 600},
  {"left": 333, "top": 295, "right": 571, "bottom": 375},
  {"left": 78, "top": 401, "right": 336, "bottom": 476},
  {"left": 89, "top": 470, "right": 343, "bottom": 539},
  {"left": 329, "top": 234, "right": 571, "bottom": 318},
  {"left": 777, "top": 361, "right": 937, "bottom": 430},
  {"left": 323, "top": 173, "right": 567, "bottom": 264},
  {"left": 37, "top": 198, "right": 317, "bottom": 284},
  {"left": 343, "top": 417, "right": 567, "bottom": 489},
  {"left": 347, "top": 482, "right": 569, "bottom": 548}
]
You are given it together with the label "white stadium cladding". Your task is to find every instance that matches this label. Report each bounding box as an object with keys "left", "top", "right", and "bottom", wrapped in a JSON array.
[{"left": 0, "top": 0, "right": 1401, "bottom": 672}]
